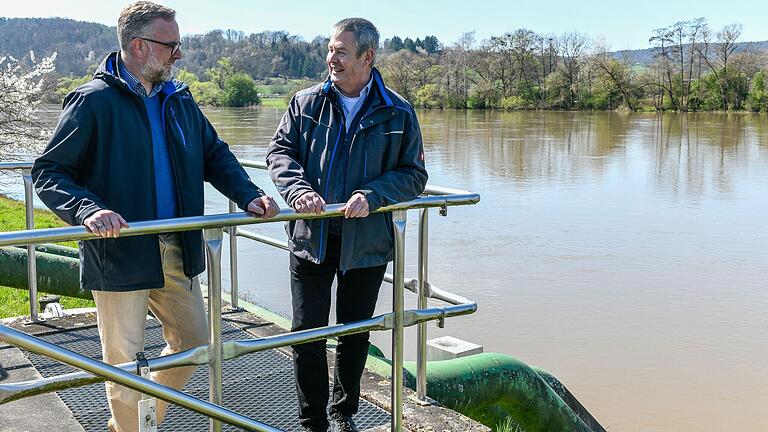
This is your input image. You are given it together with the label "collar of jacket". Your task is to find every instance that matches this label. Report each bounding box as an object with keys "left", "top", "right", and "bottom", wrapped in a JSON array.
[
  {"left": 319, "top": 67, "right": 395, "bottom": 130},
  {"left": 93, "top": 51, "right": 189, "bottom": 98}
]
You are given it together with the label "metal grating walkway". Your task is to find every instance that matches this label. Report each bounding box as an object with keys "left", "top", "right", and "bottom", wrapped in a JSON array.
[{"left": 25, "top": 319, "right": 390, "bottom": 431}]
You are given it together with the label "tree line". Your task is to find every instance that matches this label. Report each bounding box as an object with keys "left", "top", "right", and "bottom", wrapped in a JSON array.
[{"left": 376, "top": 19, "right": 768, "bottom": 112}]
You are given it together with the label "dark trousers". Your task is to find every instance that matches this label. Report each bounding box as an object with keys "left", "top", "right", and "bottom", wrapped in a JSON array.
[{"left": 290, "top": 234, "right": 386, "bottom": 430}]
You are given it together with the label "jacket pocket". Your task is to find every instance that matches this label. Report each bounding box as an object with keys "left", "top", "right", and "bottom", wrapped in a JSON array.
[{"left": 362, "top": 130, "right": 403, "bottom": 178}]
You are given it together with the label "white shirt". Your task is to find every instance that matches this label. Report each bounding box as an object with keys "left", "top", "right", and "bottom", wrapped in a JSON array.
[{"left": 335, "top": 76, "right": 373, "bottom": 132}]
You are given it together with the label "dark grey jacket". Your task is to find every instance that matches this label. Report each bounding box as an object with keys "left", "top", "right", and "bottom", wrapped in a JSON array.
[
  {"left": 32, "top": 52, "right": 264, "bottom": 291},
  {"left": 267, "top": 69, "right": 428, "bottom": 271}
]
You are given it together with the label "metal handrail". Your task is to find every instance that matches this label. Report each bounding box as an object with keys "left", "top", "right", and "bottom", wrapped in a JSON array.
[
  {"left": 0, "top": 162, "right": 480, "bottom": 432},
  {"left": 0, "top": 296, "right": 474, "bottom": 404},
  {"left": 0, "top": 161, "right": 32, "bottom": 170},
  {"left": 0, "top": 195, "right": 477, "bottom": 247}
]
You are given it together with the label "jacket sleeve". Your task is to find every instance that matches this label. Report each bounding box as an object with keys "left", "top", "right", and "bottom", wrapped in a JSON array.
[
  {"left": 353, "top": 107, "right": 429, "bottom": 211},
  {"left": 266, "top": 95, "right": 315, "bottom": 207},
  {"left": 31, "top": 91, "right": 106, "bottom": 226},
  {"left": 199, "top": 105, "right": 264, "bottom": 211}
]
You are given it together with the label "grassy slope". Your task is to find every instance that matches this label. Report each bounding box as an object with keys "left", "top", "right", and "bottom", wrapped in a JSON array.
[{"left": 0, "top": 196, "right": 94, "bottom": 318}]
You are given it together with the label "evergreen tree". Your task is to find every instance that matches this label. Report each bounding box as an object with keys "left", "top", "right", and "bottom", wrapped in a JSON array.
[
  {"left": 403, "top": 37, "right": 417, "bottom": 52},
  {"left": 422, "top": 36, "right": 440, "bottom": 54},
  {"left": 389, "top": 36, "right": 404, "bottom": 52}
]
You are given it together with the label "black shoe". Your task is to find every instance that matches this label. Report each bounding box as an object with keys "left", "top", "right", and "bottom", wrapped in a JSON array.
[
  {"left": 301, "top": 426, "right": 327, "bottom": 432},
  {"left": 330, "top": 414, "right": 358, "bottom": 432}
]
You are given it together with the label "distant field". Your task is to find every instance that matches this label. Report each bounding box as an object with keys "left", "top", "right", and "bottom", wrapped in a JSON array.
[{"left": 260, "top": 97, "right": 288, "bottom": 109}]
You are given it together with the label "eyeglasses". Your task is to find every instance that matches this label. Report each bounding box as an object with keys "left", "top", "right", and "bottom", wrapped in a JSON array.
[{"left": 136, "top": 37, "right": 182, "bottom": 56}]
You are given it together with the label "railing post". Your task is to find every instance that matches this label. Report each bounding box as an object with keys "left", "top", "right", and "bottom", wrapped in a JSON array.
[
  {"left": 391, "top": 210, "right": 407, "bottom": 432},
  {"left": 416, "top": 208, "right": 429, "bottom": 402},
  {"left": 21, "top": 168, "right": 41, "bottom": 323},
  {"left": 227, "top": 200, "right": 240, "bottom": 310},
  {"left": 203, "top": 228, "right": 223, "bottom": 432}
]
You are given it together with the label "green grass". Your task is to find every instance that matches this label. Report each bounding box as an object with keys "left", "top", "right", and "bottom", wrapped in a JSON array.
[
  {"left": 0, "top": 195, "right": 93, "bottom": 318},
  {"left": 495, "top": 417, "right": 523, "bottom": 432},
  {"left": 0, "top": 287, "right": 94, "bottom": 319},
  {"left": 260, "top": 97, "right": 288, "bottom": 109}
]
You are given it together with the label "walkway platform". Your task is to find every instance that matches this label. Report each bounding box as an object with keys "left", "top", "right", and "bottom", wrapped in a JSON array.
[{"left": 0, "top": 308, "right": 489, "bottom": 432}]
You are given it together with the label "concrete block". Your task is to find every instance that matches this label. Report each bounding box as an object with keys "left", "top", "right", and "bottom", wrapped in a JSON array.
[{"left": 426, "top": 336, "right": 483, "bottom": 361}]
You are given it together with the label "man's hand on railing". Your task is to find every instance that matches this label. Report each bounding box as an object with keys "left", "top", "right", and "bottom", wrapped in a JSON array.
[
  {"left": 247, "top": 195, "right": 280, "bottom": 218},
  {"left": 84, "top": 210, "right": 129, "bottom": 238},
  {"left": 341, "top": 193, "right": 369, "bottom": 218},
  {"left": 293, "top": 191, "right": 326, "bottom": 214}
]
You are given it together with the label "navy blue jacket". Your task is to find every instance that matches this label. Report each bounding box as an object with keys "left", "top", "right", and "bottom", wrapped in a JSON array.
[{"left": 32, "top": 52, "right": 264, "bottom": 291}]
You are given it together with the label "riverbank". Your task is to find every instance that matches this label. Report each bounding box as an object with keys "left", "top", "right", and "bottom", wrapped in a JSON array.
[
  {"left": 206, "top": 97, "right": 768, "bottom": 114},
  {"left": 0, "top": 196, "right": 92, "bottom": 318}
]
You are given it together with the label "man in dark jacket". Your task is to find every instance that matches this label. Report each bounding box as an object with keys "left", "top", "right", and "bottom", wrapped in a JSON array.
[
  {"left": 267, "top": 18, "right": 428, "bottom": 432},
  {"left": 31, "top": 2, "right": 278, "bottom": 431}
]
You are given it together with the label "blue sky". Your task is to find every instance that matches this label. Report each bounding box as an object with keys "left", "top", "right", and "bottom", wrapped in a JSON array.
[{"left": 2, "top": 0, "right": 767, "bottom": 50}]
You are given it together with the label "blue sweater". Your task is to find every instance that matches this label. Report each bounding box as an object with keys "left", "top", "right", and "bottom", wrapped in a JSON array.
[{"left": 119, "top": 63, "right": 177, "bottom": 219}]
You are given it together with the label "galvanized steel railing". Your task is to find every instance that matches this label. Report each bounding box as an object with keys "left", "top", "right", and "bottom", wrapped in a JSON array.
[{"left": 0, "top": 160, "right": 480, "bottom": 431}]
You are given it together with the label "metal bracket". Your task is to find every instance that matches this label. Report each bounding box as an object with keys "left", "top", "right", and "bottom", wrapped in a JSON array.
[
  {"left": 22, "top": 316, "right": 46, "bottom": 326},
  {"left": 392, "top": 209, "right": 408, "bottom": 223},
  {"left": 408, "top": 394, "right": 439, "bottom": 406},
  {"left": 135, "top": 352, "right": 158, "bottom": 432},
  {"left": 436, "top": 310, "right": 446, "bottom": 328},
  {"left": 439, "top": 198, "right": 448, "bottom": 217}
]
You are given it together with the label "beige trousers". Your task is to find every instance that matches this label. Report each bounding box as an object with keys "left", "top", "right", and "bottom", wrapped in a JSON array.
[{"left": 92, "top": 234, "right": 208, "bottom": 432}]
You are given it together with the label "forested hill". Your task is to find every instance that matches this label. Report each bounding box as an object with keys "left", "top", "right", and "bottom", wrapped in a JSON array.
[
  {"left": 0, "top": 18, "right": 116, "bottom": 76},
  {"left": 0, "top": 17, "right": 328, "bottom": 79}
]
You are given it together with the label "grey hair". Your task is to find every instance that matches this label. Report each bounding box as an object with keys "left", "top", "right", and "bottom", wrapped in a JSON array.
[
  {"left": 332, "top": 18, "right": 379, "bottom": 67},
  {"left": 117, "top": 1, "right": 176, "bottom": 52}
]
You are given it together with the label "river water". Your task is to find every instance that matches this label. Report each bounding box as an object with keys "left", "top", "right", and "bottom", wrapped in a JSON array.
[{"left": 7, "top": 107, "right": 768, "bottom": 431}]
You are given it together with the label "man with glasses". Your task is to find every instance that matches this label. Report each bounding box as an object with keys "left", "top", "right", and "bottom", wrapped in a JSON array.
[{"left": 32, "top": 2, "right": 279, "bottom": 431}]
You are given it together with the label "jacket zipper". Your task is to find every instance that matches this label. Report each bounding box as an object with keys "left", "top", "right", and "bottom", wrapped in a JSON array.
[
  {"left": 315, "top": 91, "right": 390, "bottom": 263},
  {"left": 318, "top": 113, "right": 345, "bottom": 263},
  {"left": 161, "top": 92, "right": 190, "bottom": 270}
]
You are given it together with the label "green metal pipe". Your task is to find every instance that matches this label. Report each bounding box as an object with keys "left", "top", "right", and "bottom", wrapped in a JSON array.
[
  {"left": 14, "top": 244, "right": 79, "bottom": 259},
  {"left": 420, "top": 354, "right": 597, "bottom": 432},
  {"left": 366, "top": 352, "right": 602, "bottom": 432},
  {"left": 0, "top": 247, "right": 90, "bottom": 300}
]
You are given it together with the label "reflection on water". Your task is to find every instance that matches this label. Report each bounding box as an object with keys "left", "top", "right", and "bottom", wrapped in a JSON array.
[{"left": 5, "top": 108, "right": 768, "bottom": 432}]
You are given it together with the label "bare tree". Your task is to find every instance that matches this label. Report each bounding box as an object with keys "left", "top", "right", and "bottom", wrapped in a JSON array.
[
  {"left": 439, "top": 32, "right": 477, "bottom": 108},
  {"left": 697, "top": 23, "right": 743, "bottom": 108},
  {"left": 557, "top": 32, "right": 589, "bottom": 108},
  {"left": 650, "top": 26, "right": 677, "bottom": 110},
  {"left": 716, "top": 24, "right": 742, "bottom": 75},
  {"left": 484, "top": 29, "right": 540, "bottom": 98},
  {"left": 685, "top": 18, "right": 707, "bottom": 106}
]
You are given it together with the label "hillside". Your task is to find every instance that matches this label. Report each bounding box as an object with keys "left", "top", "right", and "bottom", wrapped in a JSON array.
[
  {"left": 0, "top": 17, "right": 116, "bottom": 76},
  {"left": 613, "top": 40, "right": 768, "bottom": 65},
  {"left": 0, "top": 17, "right": 327, "bottom": 80}
]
